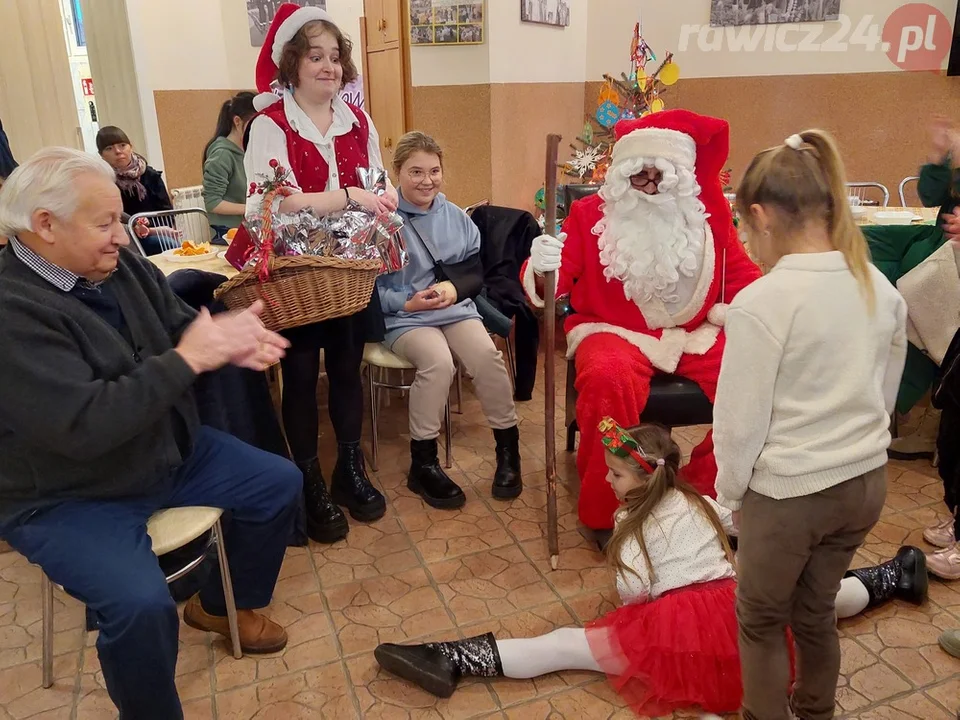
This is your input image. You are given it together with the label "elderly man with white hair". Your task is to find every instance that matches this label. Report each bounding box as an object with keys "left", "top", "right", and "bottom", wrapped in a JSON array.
[
  {"left": 0, "top": 148, "right": 302, "bottom": 719},
  {"left": 523, "top": 110, "right": 761, "bottom": 535}
]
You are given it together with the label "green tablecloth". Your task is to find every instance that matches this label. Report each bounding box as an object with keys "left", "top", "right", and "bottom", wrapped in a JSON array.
[{"left": 863, "top": 224, "right": 949, "bottom": 414}]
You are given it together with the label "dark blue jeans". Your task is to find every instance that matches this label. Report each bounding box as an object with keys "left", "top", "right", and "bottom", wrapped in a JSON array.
[{"left": 0, "top": 427, "right": 302, "bottom": 719}]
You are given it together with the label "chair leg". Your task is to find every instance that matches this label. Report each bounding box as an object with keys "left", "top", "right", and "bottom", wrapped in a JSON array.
[
  {"left": 41, "top": 573, "right": 54, "bottom": 688},
  {"left": 213, "top": 519, "right": 242, "bottom": 660},
  {"left": 368, "top": 365, "right": 380, "bottom": 472},
  {"left": 505, "top": 335, "right": 517, "bottom": 392},
  {"left": 454, "top": 363, "right": 463, "bottom": 414},
  {"left": 566, "top": 422, "right": 577, "bottom": 453},
  {"left": 444, "top": 397, "right": 453, "bottom": 469}
]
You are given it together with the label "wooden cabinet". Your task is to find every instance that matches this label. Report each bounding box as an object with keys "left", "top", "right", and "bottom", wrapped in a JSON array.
[{"left": 364, "top": 0, "right": 401, "bottom": 52}]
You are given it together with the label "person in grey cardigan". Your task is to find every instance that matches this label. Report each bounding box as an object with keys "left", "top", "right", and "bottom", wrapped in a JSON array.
[
  {"left": 378, "top": 132, "right": 522, "bottom": 508},
  {"left": 0, "top": 148, "right": 300, "bottom": 719}
]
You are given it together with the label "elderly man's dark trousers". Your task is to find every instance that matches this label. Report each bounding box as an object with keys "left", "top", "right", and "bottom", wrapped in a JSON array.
[{"left": 0, "top": 427, "right": 302, "bottom": 719}]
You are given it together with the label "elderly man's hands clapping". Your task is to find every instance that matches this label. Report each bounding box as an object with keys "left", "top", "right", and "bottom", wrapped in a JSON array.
[{"left": 176, "top": 301, "right": 290, "bottom": 374}]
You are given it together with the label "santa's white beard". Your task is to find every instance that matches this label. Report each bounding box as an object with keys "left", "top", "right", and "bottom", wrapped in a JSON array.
[{"left": 595, "top": 157, "right": 708, "bottom": 307}]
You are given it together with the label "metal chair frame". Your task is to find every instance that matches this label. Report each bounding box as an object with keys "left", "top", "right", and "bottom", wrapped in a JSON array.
[
  {"left": 898, "top": 176, "right": 920, "bottom": 207},
  {"left": 366, "top": 364, "right": 454, "bottom": 472},
  {"left": 846, "top": 182, "right": 890, "bottom": 208},
  {"left": 41, "top": 512, "right": 240, "bottom": 689},
  {"left": 127, "top": 208, "right": 213, "bottom": 255}
]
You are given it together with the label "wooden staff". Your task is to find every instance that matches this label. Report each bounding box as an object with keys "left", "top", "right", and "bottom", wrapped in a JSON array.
[{"left": 543, "top": 133, "right": 561, "bottom": 570}]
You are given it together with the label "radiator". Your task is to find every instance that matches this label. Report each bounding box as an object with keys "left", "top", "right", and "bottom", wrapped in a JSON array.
[{"left": 170, "top": 186, "right": 212, "bottom": 242}]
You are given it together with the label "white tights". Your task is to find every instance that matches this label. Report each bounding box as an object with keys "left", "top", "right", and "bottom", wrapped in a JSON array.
[{"left": 496, "top": 577, "right": 869, "bottom": 680}]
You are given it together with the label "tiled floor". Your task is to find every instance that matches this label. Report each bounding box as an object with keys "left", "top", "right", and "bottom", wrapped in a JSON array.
[{"left": 1, "top": 357, "right": 959, "bottom": 719}]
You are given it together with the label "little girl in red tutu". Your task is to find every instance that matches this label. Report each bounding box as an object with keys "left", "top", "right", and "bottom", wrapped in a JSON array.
[{"left": 374, "top": 420, "right": 927, "bottom": 717}]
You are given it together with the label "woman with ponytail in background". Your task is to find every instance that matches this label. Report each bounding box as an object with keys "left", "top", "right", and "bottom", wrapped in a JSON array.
[
  {"left": 202, "top": 91, "right": 257, "bottom": 243},
  {"left": 715, "top": 130, "right": 914, "bottom": 720},
  {"left": 374, "top": 421, "right": 921, "bottom": 718}
]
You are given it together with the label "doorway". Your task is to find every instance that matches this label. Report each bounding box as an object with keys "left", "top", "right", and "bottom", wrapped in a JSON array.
[{"left": 58, "top": 0, "right": 99, "bottom": 154}]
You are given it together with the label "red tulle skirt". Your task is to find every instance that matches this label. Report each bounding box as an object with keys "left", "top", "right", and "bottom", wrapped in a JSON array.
[{"left": 585, "top": 578, "right": 743, "bottom": 717}]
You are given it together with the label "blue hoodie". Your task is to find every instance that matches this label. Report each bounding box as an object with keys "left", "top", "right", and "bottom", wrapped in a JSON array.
[{"left": 377, "top": 192, "right": 481, "bottom": 347}]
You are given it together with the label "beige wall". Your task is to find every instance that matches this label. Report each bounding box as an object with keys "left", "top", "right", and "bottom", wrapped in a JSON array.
[{"left": 0, "top": 0, "right": 81, "bottom": 161}]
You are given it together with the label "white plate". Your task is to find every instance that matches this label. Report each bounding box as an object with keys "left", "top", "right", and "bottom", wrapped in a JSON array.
[
  {"left": 871, "top": 211, "right": 915, "bottom": 226},
  {"left": 161, "top": 247, "right": 217, "bottom": 263},
  {"left": 217, "top": 250, "right": 228, "bottom": 260},
  {"left": 850, "top": 206, "right": 867, "bottom": 218}
]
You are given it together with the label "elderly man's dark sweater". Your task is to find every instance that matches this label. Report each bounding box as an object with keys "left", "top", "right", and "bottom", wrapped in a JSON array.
[{"left": 0, "top": 246, "right": 200, "bottom": 523}]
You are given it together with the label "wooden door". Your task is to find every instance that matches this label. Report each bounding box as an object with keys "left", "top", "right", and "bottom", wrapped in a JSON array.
[{"left": 362, "top": 0, "right": 410, "bottom": 171}]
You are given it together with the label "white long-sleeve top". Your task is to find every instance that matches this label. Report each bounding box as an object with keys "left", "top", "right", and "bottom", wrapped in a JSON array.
[
  {"left": 615, "top": 489, "right": 737, "bottom": 605},
  {"left": 714, "top": 251, "right": 907, "bottom": 512},
  {"left": 243, "top": 91, "right": 384, "bottom": 219}
]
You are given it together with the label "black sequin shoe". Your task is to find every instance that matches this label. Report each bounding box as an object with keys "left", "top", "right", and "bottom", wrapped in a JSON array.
[{"left": 375, "top": 632, "right": 503, "bottom": 698}]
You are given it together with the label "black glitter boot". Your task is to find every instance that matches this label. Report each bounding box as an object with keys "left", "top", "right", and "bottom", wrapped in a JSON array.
[
  {"left": 845, "top": 545, "right": 928, "bottom": 607},
  {"left": 375, "top": 632, "right": 503, "bottom": 698}
]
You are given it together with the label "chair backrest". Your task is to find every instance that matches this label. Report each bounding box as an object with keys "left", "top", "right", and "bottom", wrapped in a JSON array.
[
  {"left": 898, "top": 176, "right": 920, "bottom": 207},
  {"left": 562, "top": 184, "right": 601, "bottom": 214},
  {"left": 464, "top": 199, "right": 489, "bottom": 216},
  {"left": 846, "top": 182, "right": 890, "bottom": 208},
  {"left": 128, "top": 208, "right": 213, "bottom": 254}
]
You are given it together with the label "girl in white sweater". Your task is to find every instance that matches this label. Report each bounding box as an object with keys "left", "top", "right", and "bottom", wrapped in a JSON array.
[{"left": 714, "top": 130, "right": 911, "bottom": 720}]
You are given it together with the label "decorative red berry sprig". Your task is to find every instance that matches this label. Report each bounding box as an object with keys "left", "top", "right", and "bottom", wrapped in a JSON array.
[{"left": 248, "top": 159, "right": 294, "bottom": 198}]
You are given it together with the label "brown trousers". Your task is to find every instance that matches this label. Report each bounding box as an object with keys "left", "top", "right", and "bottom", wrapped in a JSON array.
[{"left": 737, "top": 467, "right": 887, "bottom": 720}]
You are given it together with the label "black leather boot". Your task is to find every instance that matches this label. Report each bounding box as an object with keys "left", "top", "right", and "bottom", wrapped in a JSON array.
[
  {"left": 375, "top": 632, "right": 503, "bottom": 698},
  {"left": 296, "top": 458, "right": 349, "bottom": 544},
  {"left": 331, "top": 442, "right": 386, "bottom": 522},
  {"left": 491, "top": 426, "right": 522, "bottom": 500},
  {"left": 845, "top": 545, "right": 928, "bottom": 607},
  {"left": 407, "top": 439, "right": 465, "bottom": 509}
]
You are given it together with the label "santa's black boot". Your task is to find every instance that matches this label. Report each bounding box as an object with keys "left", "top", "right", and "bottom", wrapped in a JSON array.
[
  {"left": 845, "top": 545, "right": 928, "bottom": 607},
  {"left": 375, "top": 632, "right": 503, "bottom": 698}
]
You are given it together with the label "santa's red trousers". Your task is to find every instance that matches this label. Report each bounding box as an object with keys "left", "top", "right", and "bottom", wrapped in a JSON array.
[{"left": 573, "top": 332, "right": 725, "bottom": 530}]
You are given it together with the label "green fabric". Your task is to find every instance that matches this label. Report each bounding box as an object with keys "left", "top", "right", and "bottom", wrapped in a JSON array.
[
  {"left": 917, "top": 160, "right": 960, "bottom": 223},
  {"left": 863, "top": 224, "right": 949, "bottom": 414},
  {"left": 202, "top": 137, "right": 247, "bottom": 228}
]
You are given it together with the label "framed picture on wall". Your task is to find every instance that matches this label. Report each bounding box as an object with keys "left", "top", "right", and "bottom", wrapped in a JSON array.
[
  {"left": 247, "top": 0, "right": 327, "bottom": 47},
  {"left": 410, "top": 0, "right": 484, "bottom": 46},
  {"left": 710, "top": 0, "right": 840, "bottom": 27},
  {"left": 520, "top": 0, "right": 570, "bottom": 28}
]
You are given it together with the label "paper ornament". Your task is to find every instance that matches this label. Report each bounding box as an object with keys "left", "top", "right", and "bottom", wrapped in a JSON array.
[
  {"left": 583, "top": 121, "right": 594, "bottom": 145},
  {"left": 598, "top": 83, "right": 620, "bottom": 104},
  {"left": 567, "top": 145, "right": 605, "bottom": 179},
  {"left": 659, "top": 61, "right": 680, "bottom": 86},
  {"left": 596, "top": 101, "right": 620, "bottom": 128},
  {"left": 649, "top": 98, "right": 665, "bottom": 113}
]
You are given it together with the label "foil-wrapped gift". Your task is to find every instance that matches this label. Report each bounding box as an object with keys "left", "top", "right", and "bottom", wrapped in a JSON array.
[{"left": 357, "top": 167, "right": 409, "bottom": 273}]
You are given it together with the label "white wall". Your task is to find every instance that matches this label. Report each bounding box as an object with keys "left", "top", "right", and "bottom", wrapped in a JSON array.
[
  {"left": 411, "top": 0, "right": 589, "bottom": 86},
  {"left": 588, "top": 0, "right": 958, "bottom": 80},
  {"left": 123, "top": 0, "right": 364, "bottom": 171}
]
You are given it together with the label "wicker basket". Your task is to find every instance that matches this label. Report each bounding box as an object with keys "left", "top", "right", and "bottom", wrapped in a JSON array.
[{"left": 214, "top": 254, "right": 382, "bottom": 332}]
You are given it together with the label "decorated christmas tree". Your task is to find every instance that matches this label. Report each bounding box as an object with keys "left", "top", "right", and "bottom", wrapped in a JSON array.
[{"left": 562, "top": 21, "right": 680, "bottom": 184}]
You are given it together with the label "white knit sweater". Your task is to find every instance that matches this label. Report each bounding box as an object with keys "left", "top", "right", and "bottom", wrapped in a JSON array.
[{"left": 714, "top": 251, "right": 907, "bottom": 511}]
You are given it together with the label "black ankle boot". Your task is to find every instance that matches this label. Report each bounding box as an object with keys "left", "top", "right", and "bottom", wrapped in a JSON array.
[
  {"left": 375, "top": 632, "right": 502, "bottom": 698},
  {"left": 845, "top": 545, "right": 928, "bottom": 607},
  {"left": 407, "top": 439, "right": 465, "bottom": 510},
  {"left": 331, "top": 442, "right": 386, "bottom": 522},
  {"left": 492, "top": 426, "right": 522, "bottom": 500},
  {"left": 297, "top": 459, "right": 349, "bottom": 544}
]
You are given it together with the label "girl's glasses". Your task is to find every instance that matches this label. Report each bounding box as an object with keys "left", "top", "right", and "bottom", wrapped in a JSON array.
[{"left": 406, "top": 168, "right": 442, "bottom": 186}]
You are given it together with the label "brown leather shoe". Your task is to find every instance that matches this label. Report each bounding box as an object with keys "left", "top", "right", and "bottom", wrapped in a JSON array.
[{"left": 183, "top": 595, "right": 287, "bottom": 654}]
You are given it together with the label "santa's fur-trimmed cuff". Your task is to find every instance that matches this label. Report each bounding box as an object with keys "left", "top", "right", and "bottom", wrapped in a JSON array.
[{"left": 522, "top": 262, "right": 545, "bottom": 309}]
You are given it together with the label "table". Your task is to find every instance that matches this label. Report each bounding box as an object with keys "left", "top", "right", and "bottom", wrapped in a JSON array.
[
  {"left": 148, "top": 250, "right": 239, "bottom": 278},
  {"left": 857, "top": 206, "right": 938, "bottom": 227}
]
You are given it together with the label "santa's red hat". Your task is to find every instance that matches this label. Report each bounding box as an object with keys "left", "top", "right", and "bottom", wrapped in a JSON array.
[
  {"left": 253, "top": 2, "right": 336, "bottom": 110},
  {"left": 610, "top": 109, "right": 730, "bottom": 186}
]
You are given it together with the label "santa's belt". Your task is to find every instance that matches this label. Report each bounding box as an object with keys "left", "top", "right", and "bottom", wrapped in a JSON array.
[{"left": 565, "top": 322, "right": 722, "bottom": 374}]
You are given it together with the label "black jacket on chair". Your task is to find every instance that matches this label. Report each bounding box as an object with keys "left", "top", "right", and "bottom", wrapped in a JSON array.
[{"left": 470, "top": 205, "right": 541, "bottom": 401}]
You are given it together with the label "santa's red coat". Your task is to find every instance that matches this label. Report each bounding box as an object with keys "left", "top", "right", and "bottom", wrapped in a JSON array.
[{"left": 522, "top": 193, "right": 761, "bottom": 529}]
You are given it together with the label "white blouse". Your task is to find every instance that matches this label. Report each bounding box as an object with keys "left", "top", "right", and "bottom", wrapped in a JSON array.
[
  {"left": 243, "top": 91, "right": 385, "bottom": 219},
  {"left": 615, "top": 489, "right": 737, "bottom": 605}
]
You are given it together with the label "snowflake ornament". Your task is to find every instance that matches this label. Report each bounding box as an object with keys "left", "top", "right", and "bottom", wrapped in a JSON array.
[{"left": 567, "top": 145, "right": 605, "bottom": 180}]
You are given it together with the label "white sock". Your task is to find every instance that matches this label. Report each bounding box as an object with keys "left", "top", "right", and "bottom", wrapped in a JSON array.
[
  {"left": 497, "top": 627, "right": 603, "bottom": 679},
  {"left": 836, "top": 576, "right": 870, "bottom": 619}
]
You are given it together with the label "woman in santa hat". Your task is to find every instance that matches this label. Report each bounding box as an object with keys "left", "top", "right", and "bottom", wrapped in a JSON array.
[{"left": 243, "top": 3, "right": 396, "bottom": 544}]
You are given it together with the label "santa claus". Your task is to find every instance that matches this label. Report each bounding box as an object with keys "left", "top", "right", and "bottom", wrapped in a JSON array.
[{"left": 523, "top": 109, "right": 761, "bottom": 531}]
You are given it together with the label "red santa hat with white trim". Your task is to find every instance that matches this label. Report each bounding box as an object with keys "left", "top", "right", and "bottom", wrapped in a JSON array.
[
  {"left": 610, "top": 108, "right": 733, "bottom": 239},
  {"left": 253, "top": 2, "right": 336, "bottom": 111}
]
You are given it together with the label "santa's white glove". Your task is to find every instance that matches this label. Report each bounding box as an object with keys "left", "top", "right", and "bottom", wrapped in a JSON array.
[
  {"left": 708, "top": 303, "right": 729, "bottom": 327},
  {"left": 530, "top": 233, "right": 565, "bottom": 275}
]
